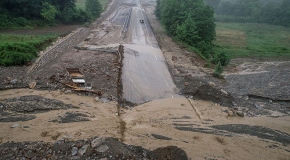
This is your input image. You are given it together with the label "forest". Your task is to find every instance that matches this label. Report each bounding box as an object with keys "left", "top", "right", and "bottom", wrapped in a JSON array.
[
  {"left": 155, "top": 0, "right": 230, "bottom": 74},
  {"left": 155, "top": 0, "right": 216, "bottom": 59},
  {"left": 204, "top": 0, "right": 290, "bottom": 27},
  {"left": 0, "top": 0, "right": 102, "bottom": 30}
]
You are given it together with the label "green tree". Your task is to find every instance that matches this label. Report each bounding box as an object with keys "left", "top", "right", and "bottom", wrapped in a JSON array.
[
  {"left": 41, "top": 2, "right": 58, "bottom": 21},
  {"left": 175, "top": 14, "right": 199, "bottom": 46},
  {"left": 85, "top": 0, "right": 102, "bottom": 18},
  {"left": 158, "top": 0, "right": 216, "bottom": 58}
]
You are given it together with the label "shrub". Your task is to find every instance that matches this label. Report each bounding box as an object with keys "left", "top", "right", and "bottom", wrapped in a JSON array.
[
  {"left": 213, "top": 61, "right": 223, "bottom": 77},
  {"left": 0, "top": 43, "right": 37, "bottom": 66},
  {"left": 211, "top": 52, "right": 230, "bottom": 66}
]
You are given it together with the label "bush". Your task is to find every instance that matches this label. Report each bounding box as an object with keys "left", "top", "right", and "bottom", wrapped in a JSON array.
[
  {"left": 211, "top": 52, "right": 230, "bottom": 66},
  {"left": 213, "top": 61, "right": 223, "bottom": 77},
  {"left": 0, "top": 43, "right": 37, "bottom": 66}
]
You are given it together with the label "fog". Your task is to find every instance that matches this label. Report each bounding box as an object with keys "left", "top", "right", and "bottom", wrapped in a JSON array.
[{"left": 204, "top": 0, "right": 290, "bottom": 27}]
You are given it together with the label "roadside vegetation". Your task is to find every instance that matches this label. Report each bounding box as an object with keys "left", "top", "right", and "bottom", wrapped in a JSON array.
[
  {"left": 0, "top": 34, "right": 58, "bottom": 66},
  {"left": 0, "top": 0, "right": 104, "bottom": 66},
  {"left": 155, "top": 0, "right": 290, "bottom": 76},
  {"left": 155, "top": 0, "right": 216, "bottom": 59},
  {"left": 155, "top": 0, "right": 230, "bottom": 77},
  {"left": 0, "top": 0, "right": 103, "bottom": 30}
]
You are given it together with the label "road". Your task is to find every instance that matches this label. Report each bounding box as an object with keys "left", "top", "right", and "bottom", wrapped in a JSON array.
[{"left": 89, "top": 0, "right": 177, "bottom": 104}]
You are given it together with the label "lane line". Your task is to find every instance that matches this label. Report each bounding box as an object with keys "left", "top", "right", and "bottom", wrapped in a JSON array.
[
  {"left": 155, "top": 55, "right": 157, "bottom": 60},
  {"left": 164, "top": 80, "right": 169, "bottom": 86}
]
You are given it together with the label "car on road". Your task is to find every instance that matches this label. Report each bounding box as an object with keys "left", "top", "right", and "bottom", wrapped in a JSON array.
[{"left": 140, "top": 20, "right": 144, "bottom": 23}]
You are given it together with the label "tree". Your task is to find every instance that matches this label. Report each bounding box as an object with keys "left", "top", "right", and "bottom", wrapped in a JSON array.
[
  {"left": 175, "top": 14, "right": 199, "bottom": 46},
  {"left": 157, "top": 0, "right": 216, "bottom": 58},
  {"left": 155, "top": 0, "right": 161, "bottom": 19},
  {"left": 41, "top": 2, "right": 58, "bottom": 22},
  {"left": 85, "top": 0, "right": 102, "bottom": 18}
]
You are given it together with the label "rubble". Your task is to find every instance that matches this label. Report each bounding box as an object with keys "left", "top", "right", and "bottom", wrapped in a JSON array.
[{"left": 0, "top": 137, "right": 188, "bottom": 159}]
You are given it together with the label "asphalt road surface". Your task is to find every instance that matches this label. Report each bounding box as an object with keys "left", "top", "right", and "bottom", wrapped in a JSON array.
[{"left": 93, "top": 0, "right": 177, "bottom": 104}]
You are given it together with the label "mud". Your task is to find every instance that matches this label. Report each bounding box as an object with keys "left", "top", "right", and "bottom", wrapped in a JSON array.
[
  {"left": 212, "top": 124, "right": 290, "bottom": 146},
  {"left": 50, "top": 111, "right": 91, "bottom": 123},
  {"left": 0, "top": 95, "right": 78, "bottom": 122}
]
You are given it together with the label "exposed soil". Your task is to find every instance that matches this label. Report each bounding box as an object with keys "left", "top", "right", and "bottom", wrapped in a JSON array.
[{"left": 0, "top": 49, "right": 121, "bottom": 102}]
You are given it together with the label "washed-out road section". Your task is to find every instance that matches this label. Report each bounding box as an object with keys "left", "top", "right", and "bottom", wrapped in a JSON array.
[{"left": 86, "top": 0, "right": 177, "bottom": 104}]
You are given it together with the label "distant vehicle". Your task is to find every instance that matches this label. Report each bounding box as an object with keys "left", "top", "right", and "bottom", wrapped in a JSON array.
[{"left": 140, "top": 20, "right": 144, "bottom": 23}]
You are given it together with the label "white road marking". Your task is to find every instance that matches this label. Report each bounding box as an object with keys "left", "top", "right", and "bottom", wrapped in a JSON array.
[
  {"left": 155, "top": 55, "right": 157, "bottom": 60},
  {"left": 164, "top": 80, "right": 169, "bottom": 86}
]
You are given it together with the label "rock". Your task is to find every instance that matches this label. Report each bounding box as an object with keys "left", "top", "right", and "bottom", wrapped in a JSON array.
[
  {"left": 11, "top": 124, "right": 20, "bottom": 128},
  {"left": 232, "top": 101, "right": 237, "bottom": 106},
  {"left": 91, "top": 137, "right": 105, "bottom": 148},
  {"left": 95, "top": 97, "right": 100, "bottom": 101},
  {"left": 65, "top": 90, "right": 72, "bottom": 94},
  {"left": 3, "top": 80, "right": 9, "bottom": 85},
  {"left": 10, "top": 79, "right": 18, "bottom": 84},
  {"left": 71, "top": 147, "right": 78, "bottom": 156},
  {"left": 96, "top": 145, "right": 109, "bottom": 153},
  {"left": 29, "top": 82, "right": 37, "bottom": 89},
  {"left": 78, "top": 144, "right": 89, "bottom": 155},
  {"left": 220, "top": 89, "right": 229, "bottom": 96},
  {"left": 254, "top": 103, "right": 262, "bottom": 109},
  {"left": 99, "top": 98, "right": 109, "bottom": 103},
  {"left": 227, "top": 111, "right": 234, "bottom": 116},
  {"left": 236, "top": 111, "right": 245, "bottom": 117},
  {"left": 172, "top": 56, "right": 177, "bottom": 61},
  {"left": 208, "top": 82, "right": 216, "bottom": 87}
]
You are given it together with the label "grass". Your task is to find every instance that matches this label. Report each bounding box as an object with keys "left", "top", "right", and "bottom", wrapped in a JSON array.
[
  {"left": 0, "top": 34, "right": 58, "bottom": 45},
  {"left": 0, "top": 34, "right": 58, "bottom": 66},
  {"left": 214, "top": 22, "right": 290, "bottom": 59},
  {"left": 76, "top": 0, "right": 109, "bottom": 10}
]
